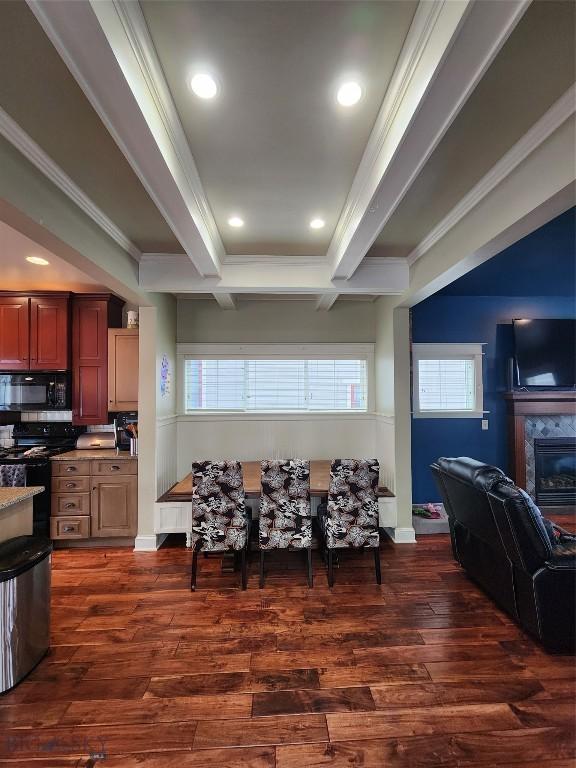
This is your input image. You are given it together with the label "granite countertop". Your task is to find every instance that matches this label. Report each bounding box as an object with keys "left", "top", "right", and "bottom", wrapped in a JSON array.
[
  {"left": 50, "top": 449, "right": 137, "bottom": 461},
  {"left": 0, "top": 487, "right": 45, "bottom": 511}
]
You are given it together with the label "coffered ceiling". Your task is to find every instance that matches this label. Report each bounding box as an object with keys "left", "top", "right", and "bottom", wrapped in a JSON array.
[{"left": 0, "top": 0, "right": 574, "bottom": 306}]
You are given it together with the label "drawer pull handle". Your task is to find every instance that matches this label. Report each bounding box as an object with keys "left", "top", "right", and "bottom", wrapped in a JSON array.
[
  {"left": 65, "top": 503, "right": 76, "bottom": 509},
  {"left": 111, "top": 465, "right": 120, "bottom": 471},
  {"left": 65, "top": 483, "right": 76, "bottom": 488},
  {"left": 66, "top": 466, "right": 77, "bottom": 472},
  {"left": 63, "top": 525, "right": 75, "bottom": 533}
]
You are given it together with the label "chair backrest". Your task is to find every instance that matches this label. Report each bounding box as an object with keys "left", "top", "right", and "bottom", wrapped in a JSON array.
[
  {"left": 259, "top": 460, "right": 311, "bottom": 549},
  {"left": 326, "top": 459, "right": 380, "bottom": 548},
  {"left": 191, "top": 460, "right": 247, "bottom": 551},
  {"left": 432, "top": 457, "right": 509, "bottom": 553},
  {"left": 487, "top": 482, "right": 553, "bottom": 573}
]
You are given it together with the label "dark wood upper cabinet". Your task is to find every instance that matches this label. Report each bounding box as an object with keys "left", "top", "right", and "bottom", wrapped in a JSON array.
[
  {"left": 30, "top": 295, "right": 70, "bottom": 370},
  {"left": 72, "top": 294, "right": 123, "bottom": 425},
  {"left": 0, "top": 295, "right": 30, "bottom": 370}
]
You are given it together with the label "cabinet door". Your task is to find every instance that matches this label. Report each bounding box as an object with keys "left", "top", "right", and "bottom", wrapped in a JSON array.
[
  {"left": 0, "top": 296, "right": 29, "bottom": 370},
  {"left": 108, "top": 329, "right": 139, "bottom": 411},
  {"left": 30, "top": 296, "right": 69, "bottom": 370},
  {"left": 91, "top": 475, "right": 137, "bottom": 537},
  {"left": 72, "top": 298, "right": 108, "bottom": 425}
]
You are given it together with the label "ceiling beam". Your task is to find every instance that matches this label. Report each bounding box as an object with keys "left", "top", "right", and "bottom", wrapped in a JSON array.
[
  {"left": 140, "top": 255, "right": 408, "bottom": 296},
  {"left": 328, "top": 0, "right": 530, "bottom": 280},
  {"left": 27, "top": 0, "right": 223, "bottom": 278},
  {"left": 213, "top": 293, "right": 237, "bottom": 310},
  {"left": 315, "top": 295, "right": 339, "bottom": 311}
]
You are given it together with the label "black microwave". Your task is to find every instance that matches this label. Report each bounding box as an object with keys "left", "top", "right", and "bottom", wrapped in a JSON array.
[{"left": 0, "top": 372, "right": 71, "bottom": 411}]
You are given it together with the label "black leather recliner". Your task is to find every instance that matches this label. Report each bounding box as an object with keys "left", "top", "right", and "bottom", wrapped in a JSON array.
[{"left": 431, "top": 456, "right": 576, "bottom": 653}]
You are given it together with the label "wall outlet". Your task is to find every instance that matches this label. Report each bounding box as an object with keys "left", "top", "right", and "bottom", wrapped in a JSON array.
[{"left": 481, "top": 419, "right": 489, "bottom": 430}]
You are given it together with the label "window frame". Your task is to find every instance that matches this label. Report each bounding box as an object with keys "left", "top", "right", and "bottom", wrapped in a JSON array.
[
  {"left": 177, "top": 343, "right": 375, "bottom": 417},
  {"left": 412, "top": 342, "right": 485, "bottom": 419}
]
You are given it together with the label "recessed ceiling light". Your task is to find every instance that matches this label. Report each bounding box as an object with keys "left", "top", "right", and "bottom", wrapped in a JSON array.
[
  {"left": 310, "top": 218, "right": 325, "bottom": 230},
  {"left": 228, "top": 216, "right": 244, "bottom": 228},
  {"left": 26, "top": 256, "right": 49, "bottom": 266},
  {"left": 190, "top": 73, "right": 218, "bottom": 99},
  {"left": 337, "top": 81, "right": 362, "bottom": 107}
]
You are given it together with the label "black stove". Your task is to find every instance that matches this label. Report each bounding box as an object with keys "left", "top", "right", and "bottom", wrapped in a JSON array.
[{"left": 0, "top": 423, "right": 85, "bottom": 536}]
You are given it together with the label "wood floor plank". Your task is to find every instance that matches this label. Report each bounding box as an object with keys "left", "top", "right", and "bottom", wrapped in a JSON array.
[
  {"left": 253, "top": 686, "right": 375, "bottom": 716},
  {"left": 69, "top": 746, "right": 276, "bottom": 767},
  {"left": 319, "top": 663, "right": 430, "bottom": 688},
  {"left": 276, "top": 630, "right": 424, "bottom": 651},
  {"left": 510, "top": 698, "right": 576, "bottom": 728},
  {"left": 325, "top": 702, "right": 521, "bottom": 741},
  {"left": 369, "top": 679, "right": 546, "bottom": 709},
  {"left": 251, "top": 649, "right": 355, "bottom": 671},
  {"left": 145, "top": 668, "right": 320, "bottom": 697},
  {"left": 353, "top": 641, "right": 507, "bottom": 665},
  {"left": 81, "top": 653, "right": 252, "bottom": 679},
  {"left": 0, "top": 701, "right": 69, "bottom": 729},
  {"left": 60, "top": 694, "right": 253, "bottom": 725},
  {"left": 193, "top": 714, "right": 328, "bottom": 749},
  {"left": 424, "top": 658, "right": 535, "bottom": 682}
]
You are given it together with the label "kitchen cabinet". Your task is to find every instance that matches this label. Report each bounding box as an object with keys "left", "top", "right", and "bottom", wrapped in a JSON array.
[
  {"left": 50, "top": 454, "right": 137, "bottom": 541},
  {"left": 108, "top": 328, "right": 139, "bottom": 412},
  {"left": 0, "top": 292, "right": 69, "bottom": 371},
  {"left": 30, "top": 295, "right": 70, "bottom": 370},
  {"left": 0, "top": 295, "right": 29, "bottom": 370},
  {"left": 72, "top": 294, "right": 123, "bottom": 425},
  {"left": 91, "top": 475, "right": 137, "bottom": 537}
]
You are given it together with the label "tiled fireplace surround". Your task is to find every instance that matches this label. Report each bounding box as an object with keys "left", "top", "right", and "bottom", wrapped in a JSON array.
[{"left": 524, "top": 414, "right": 576, "bottom": 498}]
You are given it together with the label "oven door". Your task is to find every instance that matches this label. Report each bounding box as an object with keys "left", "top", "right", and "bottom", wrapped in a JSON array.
[{"left": 0, "top": 373, "right": 70, "bottom": 411}]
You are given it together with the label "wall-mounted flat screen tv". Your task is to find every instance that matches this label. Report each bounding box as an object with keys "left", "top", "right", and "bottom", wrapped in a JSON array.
[{"left": 513, "top": 318, "right": 576, "bottom": 389}]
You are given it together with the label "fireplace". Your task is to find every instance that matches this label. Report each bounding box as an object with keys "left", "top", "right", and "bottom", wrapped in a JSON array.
[{"left": 534, "top": 438, "right": 576, "bottom": 506}]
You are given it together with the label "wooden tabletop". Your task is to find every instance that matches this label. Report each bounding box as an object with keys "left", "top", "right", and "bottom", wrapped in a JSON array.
[{"left": 159, "top": 460, "right": 393, "bottom": 501}]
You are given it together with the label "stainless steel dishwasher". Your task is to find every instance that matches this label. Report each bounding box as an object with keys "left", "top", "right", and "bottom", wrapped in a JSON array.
[{"left": 0, "top": 537, "right": 52, "bottom": 693}]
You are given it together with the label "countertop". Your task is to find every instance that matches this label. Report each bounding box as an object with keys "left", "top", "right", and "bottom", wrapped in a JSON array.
[
  {"left": 0, "top": 487, "right": 45, "bottom": 511},
  {"left": 50, "top": 449, "right": 138, "bottom": 461}
]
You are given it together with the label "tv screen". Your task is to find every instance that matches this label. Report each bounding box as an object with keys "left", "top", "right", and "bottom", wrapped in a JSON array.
[{"left": 513, "top": 318, "right": 576, "bottom": 388}]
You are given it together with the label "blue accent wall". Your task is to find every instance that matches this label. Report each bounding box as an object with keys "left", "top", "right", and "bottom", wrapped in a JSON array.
[{"left": 411, "top": 209, "right": 576, "bottom": 503}]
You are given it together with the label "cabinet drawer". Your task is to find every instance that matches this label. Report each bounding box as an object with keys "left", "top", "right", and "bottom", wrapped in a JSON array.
[
  {"left": 52, "top": 460, "right": 90, "bottom": 477},
  {"left": 50, "top": 516, "right": 90, "bottom": 539},
  {"left": 52, "top": 492, "right": 90, "bottom": 516},
  {"left": 52, "top": 476, "right": 90, "bottom": 493},
  {"left": 91, "top": 459, "right": 137, "bottom": 476}
]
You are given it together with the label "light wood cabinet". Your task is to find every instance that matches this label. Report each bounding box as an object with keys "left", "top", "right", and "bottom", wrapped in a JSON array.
[
  {"left": 108, "top": 329, "right": 139, "bottom": 412},
  {"left": 91, "top": 475, "right": 137, "bottom": 537},
  {"left": 51, "top": 456, "right": 137, "bottom": 541}
]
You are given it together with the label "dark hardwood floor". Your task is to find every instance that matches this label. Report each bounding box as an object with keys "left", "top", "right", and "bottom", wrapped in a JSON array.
[{"left": 0, "top": 522, "right": 574, "bottom": 767}]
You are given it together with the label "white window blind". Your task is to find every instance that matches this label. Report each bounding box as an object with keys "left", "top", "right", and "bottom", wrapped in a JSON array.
[
  {"left": 184, "top": 358, "right": 367, "bottom": 413},
  {"left": 412, "top": 343, "right": 484, "bottom": 418},
  {"left": 417, "top": 359, "right": 476, "bottom": 411}
]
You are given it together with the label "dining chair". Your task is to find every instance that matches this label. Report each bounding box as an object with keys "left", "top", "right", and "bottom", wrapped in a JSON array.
[
  {"left": 259, "top": 459, "right": 313, "bottom": 588},
  {"left": 190, "top": 460, "right": 250, "bottom": 591},
  {"left": 318, "top": 459, "right": 381, "bottom": 587}
]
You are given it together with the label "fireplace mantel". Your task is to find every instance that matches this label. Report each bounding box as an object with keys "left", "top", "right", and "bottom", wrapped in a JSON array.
[{"left": 505, "top": 390, "right": 576, "bottom": 496}]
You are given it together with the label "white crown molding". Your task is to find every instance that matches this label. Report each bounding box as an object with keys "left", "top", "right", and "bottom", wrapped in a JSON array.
[
  {"left": 406, "top": 84, "right": 576, "bottom": 266},
  {"left": 140, "top": 252, "right": 409, "bottom": 295},
  {"left": 223, "top": 254, "right": 327, "bottom": 267},
  {"left": 0, "top": 106, "right": 141, "bottom": 262},
  {"left": 329, "top": 0, "right": 530, "bottom": 280},
  {"left": 27, "top": 0, "right": 222, "bottom": 278}
]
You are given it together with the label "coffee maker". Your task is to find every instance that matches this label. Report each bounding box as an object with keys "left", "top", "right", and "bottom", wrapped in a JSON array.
[{"left": 113, "top": 412, "right": 138, "bottom": 451}]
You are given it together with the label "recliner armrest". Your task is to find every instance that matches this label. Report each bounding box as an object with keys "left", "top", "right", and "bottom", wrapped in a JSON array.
[{"left": 545, "top": 550, "right": 576, "bottom": 570}]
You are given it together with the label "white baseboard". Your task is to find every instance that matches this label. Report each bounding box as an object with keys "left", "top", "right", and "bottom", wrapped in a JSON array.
[
  {"left": 134, "top": 534, "right": 168, "bottom": 551},
  {"left": 383, "top": 526, "right": 417, "bottom": 544}
]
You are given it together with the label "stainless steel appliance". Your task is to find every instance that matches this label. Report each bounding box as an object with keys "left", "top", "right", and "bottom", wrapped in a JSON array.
[
  {"left": 0, "top": 372, "right": 70, "bottom": 412},
  {"left": 76, "top": 431, "right": 117, "bottom": 450},
  {"left": 0, "top": 423, "right": 85, "bottom": 537},
  {"left": 114, "top": 412, "right": 138, "bottom": 452},
  {"left": 0, "top": 536, "right": 52, "bottom": 693}
]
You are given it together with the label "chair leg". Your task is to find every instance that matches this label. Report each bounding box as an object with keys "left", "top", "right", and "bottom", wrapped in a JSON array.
[
  {"left": 327, "top": 549, "right": 334, "bottom": 588},
  {"left": 241, "top": 547, "right": 247, "bottom": 591},
  {"left": 191, "top": 543, "right": 201, "bottom": 592},
  {"left": 259, "top": 550, "right": 265, "bottom": 589},
  {"left": 374, "top": 547, "right": 382, "bottom": 585},
  {"left": 307, "top": 547, "right": 313, "bottom": 588}
]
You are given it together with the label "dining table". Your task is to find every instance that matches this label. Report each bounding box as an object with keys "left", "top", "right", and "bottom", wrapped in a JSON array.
[{"left": 160, "top": 459, "right": 393, "bottom": 501}]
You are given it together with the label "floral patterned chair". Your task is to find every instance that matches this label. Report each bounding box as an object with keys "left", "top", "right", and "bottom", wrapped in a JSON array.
[
  {"left": 190, "top": 460, "right": 250, "bottom": 591},
  {"left": 259, "top": 459, "right": 313, "bottom": 588},
  {"left": 318, "top": 459, "right": 381, "bottom": 587}
]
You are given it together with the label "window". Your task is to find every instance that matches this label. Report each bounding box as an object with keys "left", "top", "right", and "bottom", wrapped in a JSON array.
[
  {"left": 412, "top": 343, "right": 484, "bottom": 418},
  {"left": 179, "top": 344, "right": 372, "bottom": 414}
]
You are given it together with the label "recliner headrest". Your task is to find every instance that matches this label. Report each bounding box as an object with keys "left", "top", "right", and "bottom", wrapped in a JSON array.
[{"left": 436, "top": 457, "right": 513, "bottom": 492}]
